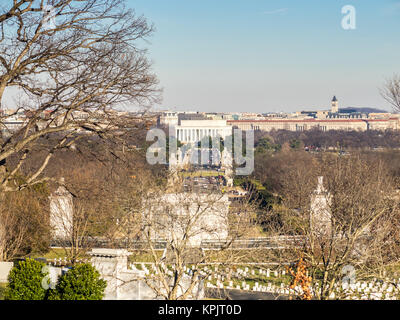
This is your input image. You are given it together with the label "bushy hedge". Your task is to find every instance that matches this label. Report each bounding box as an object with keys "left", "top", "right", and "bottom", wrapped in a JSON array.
[
  {"left": 5, "top": 258, "right": 48, "bottom": 300},
  {"left": 48, "top": 263, "right": 106, "bottom": 300},
  {"left": 5, "top": 260, "right": 106, "bottom": 300}
]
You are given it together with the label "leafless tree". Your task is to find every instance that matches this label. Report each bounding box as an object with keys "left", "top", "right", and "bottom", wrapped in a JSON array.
[
  {"left": 266, "top": 154, "right": 400, "bottom": 300},
  {"left": 0, "top": 187, "right": 49, "bottom": 261},
  {"left": 113, "top": 172, "right": 256, "bottom": 300},
  {"left": 48, "top": 157, "right": 149, "bottom": 263},
  {"left": 0, "top": 203, "right": 27, "bottom": 261},
  {"left": 381, "top": 74, "right": 400, "bottom": 112},
  {"left": 0, "top": 0, "right": 160, "bottom": 192},
  {"left": 49, "top": 179, "right": 91, "bottom": 264}
]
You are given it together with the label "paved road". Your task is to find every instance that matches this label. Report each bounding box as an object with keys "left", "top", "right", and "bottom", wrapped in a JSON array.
[{"left": 206, "top": 288, "right": 290, "bottom": 300}]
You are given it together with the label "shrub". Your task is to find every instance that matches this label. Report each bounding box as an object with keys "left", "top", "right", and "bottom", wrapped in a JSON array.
[
  {"left": 48, "top": 263, "right": 106, "bottom": 300},
  {"left": 5, "top": 258, "right": 48, "bottom": 300}
]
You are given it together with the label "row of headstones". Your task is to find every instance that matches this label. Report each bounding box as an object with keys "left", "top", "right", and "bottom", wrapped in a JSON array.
[
  {"left": 49, "top": 258, "right": 88, "bottom": 266},
  {"left": 206, "top": 276, "right": 400, "bottom": 300},
  {"left": 328, "top": 280, "right": 400, "bottom": 300},
  {"left": 330, "top": 280, "right": 398, "bottom": 291},
  {"left": 202, "top": 266, "right": 400, "bottom": 293},
  {"left": 130, "top": 263, "right": 287, "bottom": 283},
  {"left": 204, "top": 265, "right": 284, "bottom": 274},
  {"left": 328, "top": 291, "right": 396, "bottom": 300},
  {"left": 206, "top": 280, "right": 296, "bottom": 295},
  {"left": 230, "top": 267, "right": 285, "bottom": 278},
  {"left": 128, "top": 262, "right": 400, "bottom": 299},
  {"left": 133, "top": 263, "right": 390, "bottom": 299},
  {"left": 130, "top": 263, "right": 209, "bottom": 277},
  {"left": 206, "top": 280, "right": 400, "bottom": 300},
  {"left": 203, "top": 266, "right": 286, "bottom": 282},
  {"left": 201, "top": 266, "right": 400, "bottom": 299},
  {"left": 130, "top": 263, "right": 195, "bottom": 277}
]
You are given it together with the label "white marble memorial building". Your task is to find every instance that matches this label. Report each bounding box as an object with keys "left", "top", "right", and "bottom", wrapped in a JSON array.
[{"left": 175, "top": 120, "right": 232, "bottom": 144}]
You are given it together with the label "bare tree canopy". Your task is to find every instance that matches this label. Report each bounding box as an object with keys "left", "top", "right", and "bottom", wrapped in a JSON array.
[
  {"left": 265, "top": 154, "right": 400, "bottom": 299},
  {"left": 0, "top": 0, "right": 160, "bottom": 191},
  {"left": 381, "top": 74, "right": 400, "bottom": 112}
]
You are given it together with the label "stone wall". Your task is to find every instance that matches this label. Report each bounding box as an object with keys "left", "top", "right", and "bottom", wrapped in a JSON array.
[
  {"left": 0, "top": 262, "right": 13, "bottom": 283},
  {"left": 89, "top": 248, "right": 204, "bottom": 300}
]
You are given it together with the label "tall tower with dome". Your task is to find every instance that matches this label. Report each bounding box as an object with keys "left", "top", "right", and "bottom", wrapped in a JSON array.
[{"left": 331, "top": 96, "right": 339, "bottom": 113}]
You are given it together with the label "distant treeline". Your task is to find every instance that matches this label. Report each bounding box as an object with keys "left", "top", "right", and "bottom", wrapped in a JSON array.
[{"left": 254, "top": 129, "right": 400, "bottom": 150}]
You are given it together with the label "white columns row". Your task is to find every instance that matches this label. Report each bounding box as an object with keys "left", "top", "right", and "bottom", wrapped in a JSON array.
[{"left": 176, "top": 128, "right": 225, "bottom": 143}]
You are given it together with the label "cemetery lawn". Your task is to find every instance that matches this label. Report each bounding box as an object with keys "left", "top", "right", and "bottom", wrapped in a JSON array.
[
  {"left": 29, "top": 248, "right": 296, "bottom": 266},
  {"left": 33, "top": 248, "right": 188, "bottom": 262},
  {"left": 0, "top": 283, "right": 6, "bottom": 300},
  {"left": 128, "top": 250, "right": 164, "bottom": 263},
  {"left": 206, "top": 249, "right": 294, "bottom": 263},
  {"left": 30, "top": 248, "right": 90, "bottom": 260},
  {"left": 127, "top": 249, "right": 291, "bottom": 264}
]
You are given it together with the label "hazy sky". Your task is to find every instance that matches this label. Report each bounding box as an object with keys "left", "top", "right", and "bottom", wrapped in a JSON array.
[{"left": 128, "top": 0, "right": 400, "bottom": 113}]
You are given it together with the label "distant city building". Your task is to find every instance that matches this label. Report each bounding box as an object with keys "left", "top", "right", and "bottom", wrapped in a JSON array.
[
  {"left": 0, "top": 108, "right": 26, "bottom": 135},
  {"left": 228, "top": 96, "right": 399, "bottom": 132},
  {"left": 175, "top": 120, "right": 232, "bottom": 143},
  {"left": 157, "top": 111, "right": 179, "bottom": 127},
  {"left": 157, "top": 95, "right": 398, "bottom": 134},
  {"left": 229, "top": 117, "right": 400, "bottom": 132},
  {"left": 331, "top": 96, "right": 339, "bottom": 113},
  {"left": 178, "top": 112, "right": 208, "bottom": 122}
]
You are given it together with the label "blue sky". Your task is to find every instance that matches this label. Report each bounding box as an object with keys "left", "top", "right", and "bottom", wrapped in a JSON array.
[{"left": 128, "top": 0, "right": 400, "bottom": 113}]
